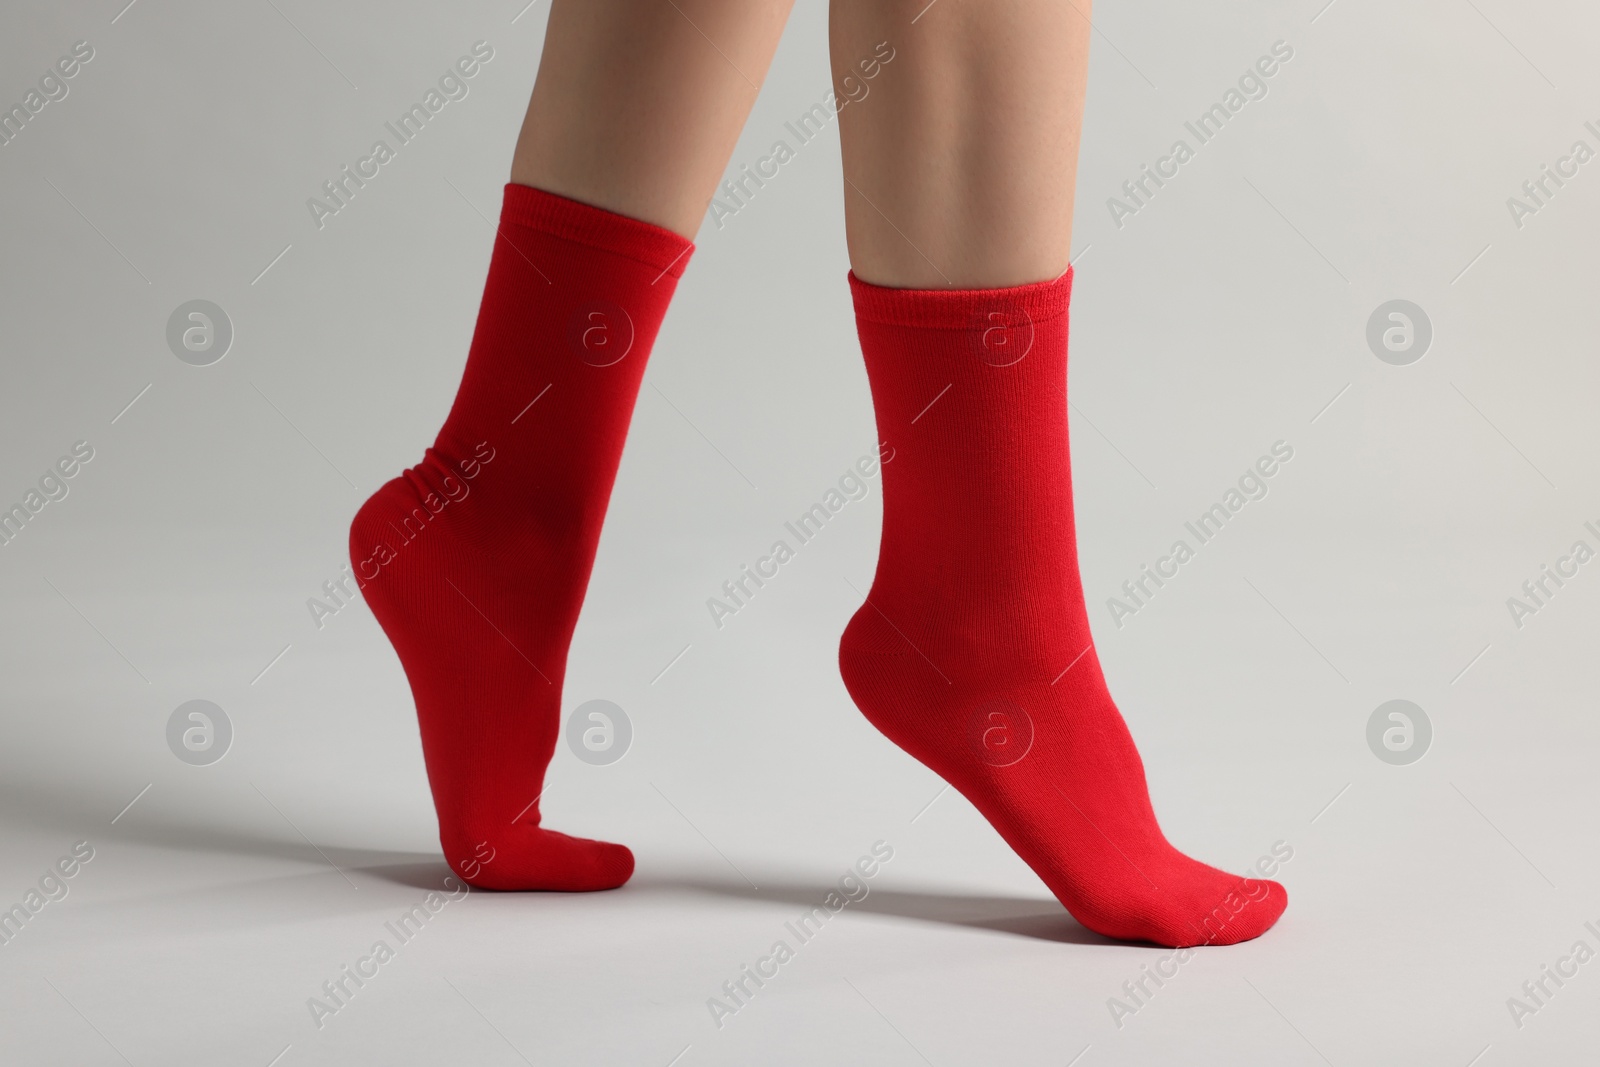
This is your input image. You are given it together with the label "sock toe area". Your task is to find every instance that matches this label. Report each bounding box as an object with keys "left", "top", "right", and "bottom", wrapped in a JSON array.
[
  {"left": 455, "top": 828, "right": 635, "bottom": 892},
  {"left": 1169, "top": 876, "right": 1287, "bottom": 948}
]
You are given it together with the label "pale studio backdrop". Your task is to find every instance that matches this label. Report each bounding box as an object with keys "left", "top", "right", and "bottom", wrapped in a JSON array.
[{"left": 3, "top": 0, "right": 1600, "bottom": 1064}]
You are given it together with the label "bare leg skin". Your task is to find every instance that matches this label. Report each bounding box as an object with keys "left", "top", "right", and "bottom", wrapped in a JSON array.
[
  {"left": 513, "top": 0, "right": 796, "bottom": 239},
  {"left": 830, "top": 0, "right": 1089, "bottom": 287}
]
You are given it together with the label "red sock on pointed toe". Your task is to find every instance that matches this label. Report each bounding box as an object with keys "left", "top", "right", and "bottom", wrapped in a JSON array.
[
  {"left": 351, "top": 184, "right": 692, "bottom": 891},
  {"left": 839, "top": 268, "right": 1286, "bottom": 946}
]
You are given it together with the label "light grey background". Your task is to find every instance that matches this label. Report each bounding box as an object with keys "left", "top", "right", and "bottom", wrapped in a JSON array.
[{"left": 3, "top": 0, "right": 1599, "bottom": 1063}]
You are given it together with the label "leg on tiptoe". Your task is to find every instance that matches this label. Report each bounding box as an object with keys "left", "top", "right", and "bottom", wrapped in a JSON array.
[
  {"left": 351, "top": 0, "right": 794, "bottom": 890},
  {"left": 832, "top": 0, "right": 1287, "bottom": 945}
]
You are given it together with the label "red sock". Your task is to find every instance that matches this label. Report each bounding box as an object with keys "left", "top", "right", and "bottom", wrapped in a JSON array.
[
  {"left": 840, "top": 269, "right": 1287, "bottom": 946},
  {"left": 351, "top": 184, "right": 692, "bottom": 890}
]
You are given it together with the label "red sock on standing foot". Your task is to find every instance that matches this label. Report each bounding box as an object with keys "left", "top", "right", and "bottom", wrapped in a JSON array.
[
  {"left": 351, "top": 184, "right": 692, "bottom": 890},
  {"left": 839, "top": 268, "right": 1287, "bottom": 946}
]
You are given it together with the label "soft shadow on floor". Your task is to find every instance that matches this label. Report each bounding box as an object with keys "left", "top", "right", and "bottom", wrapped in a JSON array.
[
  {"left": 0, "top": 778, "right": 442, "bottom": 884},
  {"left": 630, "top": 872, "right": 1119, "bottom": 945},
  {"left": 3, "top": 779, "right": 1116, "bottom": 942}
]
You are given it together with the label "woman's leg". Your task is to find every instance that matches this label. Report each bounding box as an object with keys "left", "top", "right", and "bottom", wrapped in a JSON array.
[
  {"left": 514, "top": 0, "right": 793, "bottom": 238},
  {"left": 352, "top": 0, "right": 792, "bottom": 891},
  {"left": 832, "top": 0, "right": 1288, "bottom": 946},
  {"left": 832, "top": 0, "right": 1085, "bottom": 287}
]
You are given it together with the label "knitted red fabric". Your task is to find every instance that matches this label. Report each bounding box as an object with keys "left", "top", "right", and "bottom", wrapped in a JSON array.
[
  {"left": 351, "top": 184, "right": 692, "bottom": 890},
  {"left": 840, "top": 268, "right": 1287, "bottom": 946}
]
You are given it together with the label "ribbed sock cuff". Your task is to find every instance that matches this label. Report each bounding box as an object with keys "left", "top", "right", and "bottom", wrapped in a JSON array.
[
  {"left": 501, "top": 183, "right": 695, "bottom": 280},
  {"left": 848, "top": 267, "right": 1073, "bottom": 329}
]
